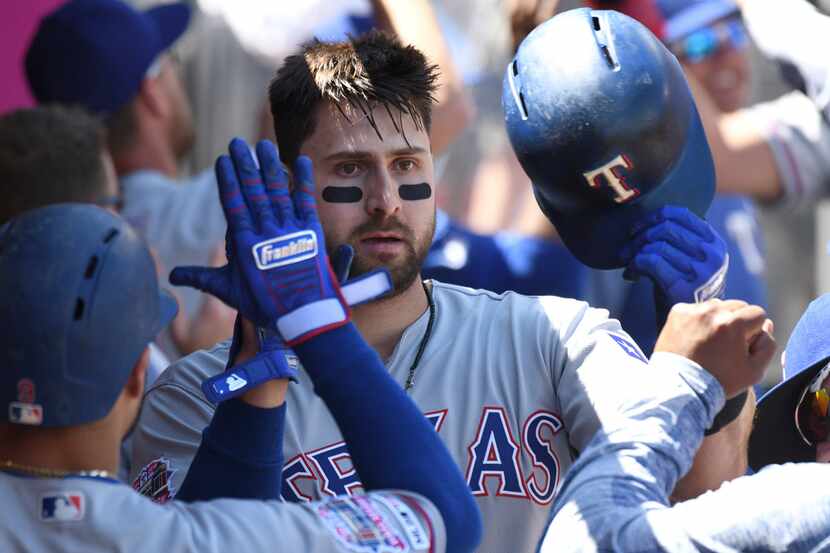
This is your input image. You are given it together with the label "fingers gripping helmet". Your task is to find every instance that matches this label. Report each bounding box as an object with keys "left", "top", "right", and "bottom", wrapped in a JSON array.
[{"left": 503, "top": 8, "right": 715, "bottom": 269}]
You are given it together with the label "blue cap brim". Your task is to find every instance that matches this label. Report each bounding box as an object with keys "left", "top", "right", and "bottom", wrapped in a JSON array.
[
  {"left": 664, "top": 1, "right": 739, "bottom": 42},
  {"left": 749, "top": 359, "right": 822, "bottom": 471},
  {"left": 146, "top": 3, "right": 191, "bottom": 53}
]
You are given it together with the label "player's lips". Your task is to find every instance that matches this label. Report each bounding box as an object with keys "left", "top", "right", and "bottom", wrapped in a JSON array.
[{"left": 359, "top": 232, "right": 406, "bottom": 257}]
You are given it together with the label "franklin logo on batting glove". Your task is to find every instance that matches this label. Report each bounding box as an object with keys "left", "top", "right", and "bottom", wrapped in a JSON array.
[{"left": 253, "top": 231, "right": 317, "bottom": 270}]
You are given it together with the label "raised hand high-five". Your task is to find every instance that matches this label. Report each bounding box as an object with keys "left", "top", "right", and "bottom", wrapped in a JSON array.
[{"left": 171, "top": 138, "right": 391, "bottom": 403}]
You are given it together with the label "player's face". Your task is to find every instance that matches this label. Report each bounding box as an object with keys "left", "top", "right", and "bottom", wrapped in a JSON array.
[
  {"left": 299, "top": 101, "right": 436, "bottom": 296},
  {"left": 679, "top": 19, "right": 751, "bottom": 113},
  {"left": 158, "top": 54, "right": 195, "bottom": 158}
]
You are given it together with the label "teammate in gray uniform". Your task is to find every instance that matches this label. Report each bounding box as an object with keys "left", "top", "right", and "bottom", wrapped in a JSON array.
[
  {"left": 0, "top": 201, "right": 480, "bottom": 552},
  {"left": 131, "top": 30, "right": 753, "bottom": 553},
  {"left": 541, "top": 298, "right": 830, "bottom": 552}
]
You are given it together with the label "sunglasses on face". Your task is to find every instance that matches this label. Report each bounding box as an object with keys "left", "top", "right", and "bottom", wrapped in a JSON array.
[
  {"left": 795, "top": 362, "right": 830, "bottom": 446},
  {"left": 671, "top": 17, "right": 748, "bottom": 64}
]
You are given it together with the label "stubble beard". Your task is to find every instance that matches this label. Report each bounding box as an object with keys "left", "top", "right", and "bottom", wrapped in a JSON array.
[{"left": 328, "top": 214, "right": 435, "bottom": 299}]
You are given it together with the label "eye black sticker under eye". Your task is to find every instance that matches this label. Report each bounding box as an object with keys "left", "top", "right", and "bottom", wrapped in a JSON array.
[
  {"left": 322, "top": 186, "right": 363, "bottom": 203},
  {"left": 399, "top": 183, "right": 432, "bottom": 201}
]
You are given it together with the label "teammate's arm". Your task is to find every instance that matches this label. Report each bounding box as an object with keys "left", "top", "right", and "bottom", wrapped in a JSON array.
[
  {"left": 371, "top": 0, "right": 475, "bottom": 155},
  {"left": 687, "top": 73, "right": 784, "bottom": 202},
  {"left": 539, "top": 302, "right": 830, "bottom": 553},
  {"left": 621, "top": 206, "right": 755, "bottom": 498}
]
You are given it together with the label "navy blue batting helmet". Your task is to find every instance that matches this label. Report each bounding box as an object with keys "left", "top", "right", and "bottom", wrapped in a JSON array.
[
  {"left": 0, "top": 204, "right": 177, "bottom": 427},
  {"left": 503, "top": 8, "right": 715, "bottom": 269}
]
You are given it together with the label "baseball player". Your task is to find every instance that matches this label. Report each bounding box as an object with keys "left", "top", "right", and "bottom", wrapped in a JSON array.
[
  {"left": 750, "top": 293, "right": 830, "bottom": 469},
  {"left": 0, "top": 198, "right": 480, "bottom": 551},
  {"left": 130, "top": 17, "right": 749, "bottom": 553},
  {"left": 541, "top": 297, "right": 830, "bottom": 552}
]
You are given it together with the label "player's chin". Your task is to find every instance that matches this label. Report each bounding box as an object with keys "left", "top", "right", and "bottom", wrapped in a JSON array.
[{"left": 353, "top": 252, "right": 421, "bottom": 296}]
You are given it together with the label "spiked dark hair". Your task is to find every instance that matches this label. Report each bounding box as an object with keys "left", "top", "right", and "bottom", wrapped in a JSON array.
[{"left": 268, "top": 30, "right": 439, "bottom": 163}]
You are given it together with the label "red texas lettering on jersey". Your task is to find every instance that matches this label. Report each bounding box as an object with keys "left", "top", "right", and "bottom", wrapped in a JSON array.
[{"left": 281, "top": 407, "right": 563, "bottom": 506}]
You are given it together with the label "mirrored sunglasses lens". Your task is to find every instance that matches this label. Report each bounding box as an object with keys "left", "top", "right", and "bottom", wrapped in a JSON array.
[
  {"left": 797, "top": 389, "right": 830, "bottom": 445},
  {"left": 683, "top": 29, "right": 718, "bottom": 62}
]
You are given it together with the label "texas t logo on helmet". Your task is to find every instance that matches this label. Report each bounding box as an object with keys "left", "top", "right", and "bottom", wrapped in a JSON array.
[{"left": 583, "top": 154, "right": 640, "bottom": 204}]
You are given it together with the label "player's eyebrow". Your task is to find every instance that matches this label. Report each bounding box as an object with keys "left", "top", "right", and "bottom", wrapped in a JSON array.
[{"left": 323, "top": 147, "right": 429, "bottom": 162}]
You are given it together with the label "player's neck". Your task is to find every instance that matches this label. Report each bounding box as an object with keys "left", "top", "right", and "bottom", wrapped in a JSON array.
[
  {"left": 352, "top": 275, "right": 429, "bottom": 360},
  {"left": 0, "top": 420, "right": 121, "bottom": 476},
  {"left": 113, "top": 124, "right": 180, "bottom": 179}
]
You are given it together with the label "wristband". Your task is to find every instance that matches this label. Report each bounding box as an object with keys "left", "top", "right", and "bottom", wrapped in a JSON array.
[{"left": 704, "top": 390, "right": 748, "bottom": 435}]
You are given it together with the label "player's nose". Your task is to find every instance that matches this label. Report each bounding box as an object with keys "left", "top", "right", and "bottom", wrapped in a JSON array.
[{"left": 364, "top": 167, "right": 401, "bottom": 218}]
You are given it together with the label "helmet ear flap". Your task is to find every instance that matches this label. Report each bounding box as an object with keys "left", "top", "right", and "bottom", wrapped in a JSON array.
[{"left": 503, "top": 8, "right": 714, "bottom": 269}]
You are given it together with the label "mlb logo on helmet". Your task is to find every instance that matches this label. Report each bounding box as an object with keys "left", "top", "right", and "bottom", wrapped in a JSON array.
[
  {"left": 9, "top": 402, "right": 43, "bottom": 425},
  {"left": 253, "top": 230, "right": 317, "bottom": 270},
  {"left": 41, "top": 492, "right": 85, "bottom": 522},
  {"left": 9, "top": 378, "right": 43, "bottom": 425}
]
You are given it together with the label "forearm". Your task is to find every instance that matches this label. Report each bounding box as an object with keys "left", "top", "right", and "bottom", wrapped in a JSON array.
[
  {"left": 671, "top": 387, "right": 754, "bottom": 502},
  {"left": 294, "top": 323, "right": 482, "bottom": 553},
  {"left": 686, "top": 73, "right": 783, "bottom": 202},
  {"left": 175, "top": 399, "right": 286, "bottom": 502},
  {"left": 542, "top": 353, "right": 724, "bottom": 551},
  {"left": 176, "top": 319, "right": 289, "bottom": 502}
]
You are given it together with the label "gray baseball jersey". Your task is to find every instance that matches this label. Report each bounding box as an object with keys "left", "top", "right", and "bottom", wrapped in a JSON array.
[
  {"left": 0, "top": 473, "right": 444, "bottom": 553},
  {"left": 131, "top": 281, "right": 661, "bottom": 553}
]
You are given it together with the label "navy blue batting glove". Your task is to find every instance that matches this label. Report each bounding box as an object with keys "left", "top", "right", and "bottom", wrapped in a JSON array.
[
  {"left": 620, "top": 205, "right": 728, "bottom": 305},
  {"left": 173, "top": 139, "right": 391, "bottom": 403},
  {"left": 199, "top": 244, "right": 392, "bottom": 403},
  {"left": 172, "top": 138, "right": 359, "bottom": 343}
]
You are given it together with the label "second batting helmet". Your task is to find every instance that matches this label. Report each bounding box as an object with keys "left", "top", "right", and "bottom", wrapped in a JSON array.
[
  {"left": 503, "top": 8, "right": 715, "bottom": 269},
  {"left": 0, "top": 204, "right": 177, "bottom": 427}
]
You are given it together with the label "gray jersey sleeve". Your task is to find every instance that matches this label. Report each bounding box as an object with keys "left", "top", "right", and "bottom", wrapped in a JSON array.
[
  {"left": 541, "top": 352, "right": 830, "bottom": 552},
  {"left": 0, "top": 474, "right": 445, "bottom": 553},
  {"left": 129, "top": 345, "right": 225, "bottom": 500},
  {"left": 546, "top": 298, "right": 656, "bottom": 454},
  {"left": 743, "top": 91, "right": 830, "bottom": 207}
]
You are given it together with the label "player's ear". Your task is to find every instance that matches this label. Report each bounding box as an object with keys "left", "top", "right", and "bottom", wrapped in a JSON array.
[
  {"left": 137, "top": 73, "right": 168, "bottom": 120},
  {"left": 125, "top": 347, "right": 150, "bottom": 400}
]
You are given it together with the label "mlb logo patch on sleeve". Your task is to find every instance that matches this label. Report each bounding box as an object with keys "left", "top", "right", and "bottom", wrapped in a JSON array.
[{"left": 41, "top": 492, "right": 84, "bottom": 522}]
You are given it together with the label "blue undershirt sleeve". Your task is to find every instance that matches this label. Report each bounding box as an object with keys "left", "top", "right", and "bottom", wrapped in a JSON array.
[
  {"left": 175, "top": 399, "right": 285, "bottom": 502},
  {"left": 294, "top": 322, "right": 482, "bottom": 553}
]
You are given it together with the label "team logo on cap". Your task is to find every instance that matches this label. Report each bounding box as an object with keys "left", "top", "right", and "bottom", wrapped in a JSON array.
[
  {"left": 252, "top": 231, "right": 317, "bottom": 270},
  {"left": 583, "top": 153, "right": 640, "bottom": 204},
  {"left": 41, "top": 492, "right": 85, "bottom": 522}
]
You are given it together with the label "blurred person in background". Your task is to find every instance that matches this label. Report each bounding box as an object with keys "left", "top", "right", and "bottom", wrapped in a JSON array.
[
  {"left": 24, "top": 0, "right": 235, "bottom": 359},
  {"left": 0, "top": 105, "right": 170, "bottom": 481}
]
